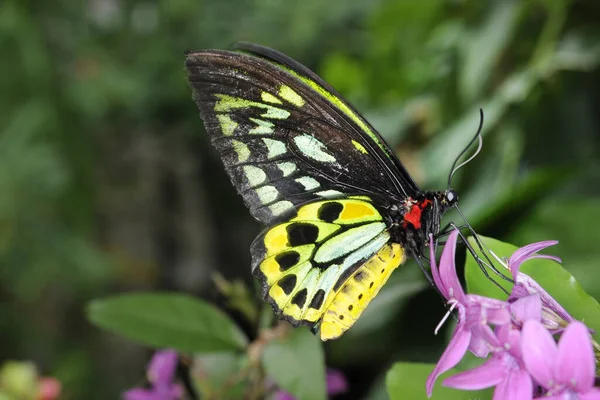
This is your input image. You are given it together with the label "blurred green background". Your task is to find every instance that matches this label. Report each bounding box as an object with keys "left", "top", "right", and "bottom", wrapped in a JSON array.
[{"left": 1, "top": 0, "right": 600, "bottom": 398}]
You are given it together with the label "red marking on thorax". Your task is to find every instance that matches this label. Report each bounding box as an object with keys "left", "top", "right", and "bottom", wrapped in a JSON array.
[{"left": 403, "top": 199, "right": 433, "bottom": 230}]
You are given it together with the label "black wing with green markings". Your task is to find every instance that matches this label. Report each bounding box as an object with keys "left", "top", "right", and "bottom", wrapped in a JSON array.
[{"left": 185, "top": 44, "right": 421, "bottom": 225}]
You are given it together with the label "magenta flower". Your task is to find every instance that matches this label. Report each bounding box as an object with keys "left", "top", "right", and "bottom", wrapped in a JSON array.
[
  {"left": 427, "top": 231, "right": 600, "bottom": 399},
  {"left": 522, "top": 320, "right": 600, "bottom": 399},
  {"left": 443, "top": 324, "right": 533, "bottom": 400},
  {"left": 504, "top": 241, "right": 574, "bottom": 332},
  {"left": 426, "top": 231, "right": 510, "bottom": 396},
  {"left": 123, "top": 349, "right": 182, "bottom": 400},
  {"left": 274, "top": 368, "right": 348, "bottom": 399}
]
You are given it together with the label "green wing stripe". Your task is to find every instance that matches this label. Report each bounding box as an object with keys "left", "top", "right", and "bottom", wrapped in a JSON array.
[{"left": 283, "top": 68, "right": 390, "bottom": 157}]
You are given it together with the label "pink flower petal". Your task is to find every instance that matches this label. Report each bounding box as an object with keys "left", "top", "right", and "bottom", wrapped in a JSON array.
[
  {"left": 580, "top": 389, "right": 600, "bottom": 400},
  {"left": 510, "top": 294, "right": 542, "bottom": 325},
  {"left": 439, "top": 230, "right": 466, "bottom": 303},
  {"left": 509, "top": 241, "right": 559, "bottom": 277},
  {"left": 492, "top": 368, "right": 532, "bottom": 400},
  {"left": 493, "top": 324, "right": 524, "bottom": 359},
  {"left": 468, "top": 323, "right": 497, "bottom": 358},
  {"left": 37, "top": 377, "right": 61, "bottom": 400},
  {"left": 426, "top": 321, "right": 471, "bottom": 397},
  {"left": 442, "top": 358, "right": 505, "bottom": 390},
  {"left": 274, "top": 391, "right": 296, "bottom": 400},
  {"left": 466, "top": 295, "right": 511, "bottom": 326},
  {"left": 555, "top": 321, "right": 595, "bottom": 391},
  {"left": 521, "top": 320, "right": 557, "bottom": 390},
  {"left": 123, "top": 388, "right": 157, "bottom": 400},
  {"left": 148, "top": 350, "right": 178, "bottom": 385},
  {"left": 429, "top": 234, "right": 444, "bottom": 298},
  {"left": 325, "top": 369, "right": 348, "bottom": 395},
  {"left": 468, "top": 332, "right": 491, "bottom": 358},
  {"left": 514, "top": 274, "right": 575, "bottom": 329}
]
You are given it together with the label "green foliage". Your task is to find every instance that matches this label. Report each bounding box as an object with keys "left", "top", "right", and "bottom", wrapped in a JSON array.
[
  {"left": 263, "top": 329, "right": 326, "bottom": 400},
  {"left": 87, "top": 293, "right": 248, "bottom": 352},
  {"left": 386, "top": 362, "right": 490, "bottom": 400},
  {"left": 192, "top": 351, "right": 249, "bottom": 399}
]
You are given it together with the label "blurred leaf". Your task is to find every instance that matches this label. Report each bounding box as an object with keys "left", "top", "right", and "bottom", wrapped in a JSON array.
[
  {"left": 530, "top": 0, "right": 568, "bottom": 67},
  {"left": 263, "top": 328, "right": 326, "bottom": 400},
  {"left": 213, "top": 273, "right": 259, "bottom": 325},
  {"left": 321, "top": 52, "right": 366, "bottom": 101},
  {"left": 192, "top": 351, "right": 247, "bottom": 399},
  {"left": 465, "top": 168, "right": 572, "bottom": 229},
  {"left": 465, "top": 236, "right": 600, "bottom": 340},
  {"left": 422, "top": 27, "right": 600, "bottom": 188},
  {"left": 87, "top": 292, "right": 248, "bottom": 352},
  {"left": 459, "top": 1, "right": 520, "bottom": 102},
  {"left": 386, "top": 362, "right": 491, "bottom": 400},
  {"left": 0, "top": 361, "right": 38, "bottom": 399}
]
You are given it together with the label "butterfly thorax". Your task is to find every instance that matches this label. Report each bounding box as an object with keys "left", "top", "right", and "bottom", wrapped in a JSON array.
[{"left": 387, "top": 191, "right": 453, "bottom": 256}]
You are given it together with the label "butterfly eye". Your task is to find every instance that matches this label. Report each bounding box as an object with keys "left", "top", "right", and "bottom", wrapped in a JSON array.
[{"left": 446, "top": 190, "right": 458, "bottom": 204}]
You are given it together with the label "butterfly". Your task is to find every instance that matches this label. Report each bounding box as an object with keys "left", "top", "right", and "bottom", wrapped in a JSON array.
[{"left": 185, "top": 43, "right": 460, "bottom": 341}]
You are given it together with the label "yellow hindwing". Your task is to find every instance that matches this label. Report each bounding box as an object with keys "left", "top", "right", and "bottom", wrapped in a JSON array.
[{"left": 252, "top": 198, "right": 405, "bottom": 339}]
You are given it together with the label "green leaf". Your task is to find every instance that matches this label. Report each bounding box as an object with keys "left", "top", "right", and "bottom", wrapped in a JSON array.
[
  {"left": 465, "top": 236, "right": 600, "bottom": 339},
  {"left": 192, "top": 351, "right": 248, "bottom": 399},
  {"left": 87, "top": 292, "right": 248, "bottom": 352},
  {"left": 263, "top": 328, "right": 326, "bottom": 400},
  {"left": 386, "top": 362, "right": 491, "bottom": 400}
]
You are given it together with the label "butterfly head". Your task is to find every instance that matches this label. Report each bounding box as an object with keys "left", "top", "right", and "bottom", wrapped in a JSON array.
[{"left": 442, "top": 189, "right": 458, "bottom": 207}]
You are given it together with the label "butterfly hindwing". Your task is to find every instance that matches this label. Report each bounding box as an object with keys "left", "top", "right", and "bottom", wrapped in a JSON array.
[
  {"left": 185, "top": 46, "right": 420, "bottom": 225},
  {"left": 250, "top": 198, "right": 405, "bottom": 340}
]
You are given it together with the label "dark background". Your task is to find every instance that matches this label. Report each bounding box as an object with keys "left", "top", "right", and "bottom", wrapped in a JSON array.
[{"left": 1, "top": 0, "right": 600, "bottom": 398}]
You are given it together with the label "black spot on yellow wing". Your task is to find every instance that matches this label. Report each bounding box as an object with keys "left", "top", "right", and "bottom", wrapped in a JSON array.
[
  {"left": 275, "top": 251, "right": 300, "bottom": 271},
  {"left": 291, "top": 288, "right": 308, "bottom": 308},
  {"left": 308, "top": 289, "right": 325, "bottom": 310},
  {"left": 286, "top": 223, "right": 319, "bottom": 246},
  {"left": 317, "top": 201, "right": 343, "bottom": 223},
  {"left": 278, "top": 275, "right": 297, "bottom": 295}
]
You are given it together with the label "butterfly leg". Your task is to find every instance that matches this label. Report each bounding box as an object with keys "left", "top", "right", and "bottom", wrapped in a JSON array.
[
  {"left": 448, "top": 224, "right": 512, "bottom": 295},
  {"left": 411, "top": 250, "right": 435, "bottom": 288},
  {"left": 436, "top": 221, "right": 513, "bottom": 286}
]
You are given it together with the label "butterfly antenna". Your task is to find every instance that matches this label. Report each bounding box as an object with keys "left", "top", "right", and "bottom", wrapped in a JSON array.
[{"left": 447, "top": 109, "right": 485, "bottom": 189}]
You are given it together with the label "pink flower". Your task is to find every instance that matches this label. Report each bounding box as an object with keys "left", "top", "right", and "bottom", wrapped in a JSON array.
[
  {"left": 505, "top": 241, "right": 574, "bottom": 331},
  {"left": 274, "top": 369, "right": 348, "bottom": 399},
  {"left": 123, "top": 350, "right": 183, "bottom": 400},
  {"left": 443, "top": 324, "right": 533, "bottom": 400},
  {"left": 427, "top": 231, "right": 600, "bottom": 399},
  {"left": 522, "top": 320, "right": 600, "bottom": 399},
  {"left": 426, "top": 231, "right": 510, "bottom": 396},
  {"left": 37, "top": 377, "right": 61, "bottom": 400}
]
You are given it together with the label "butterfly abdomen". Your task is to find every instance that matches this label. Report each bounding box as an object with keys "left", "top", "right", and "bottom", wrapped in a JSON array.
[{"left": 319, "top": 243, "right": 406, "bottom": 340}]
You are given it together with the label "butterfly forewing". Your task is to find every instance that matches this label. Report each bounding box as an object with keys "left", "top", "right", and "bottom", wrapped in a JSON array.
[{"left": 185, "top": 48, "right": 419, "bottom": 224}]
